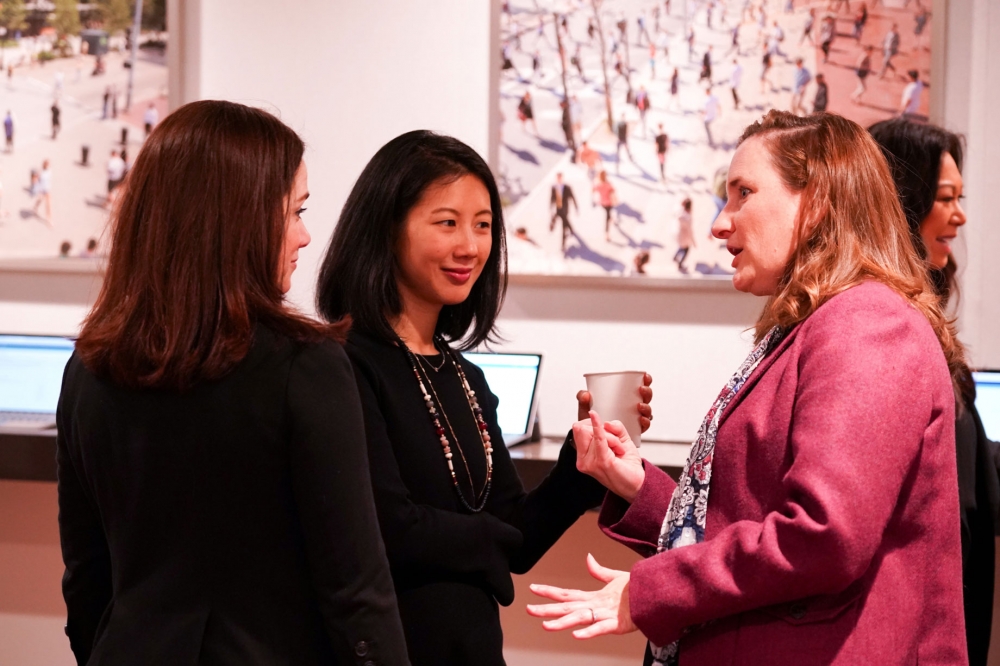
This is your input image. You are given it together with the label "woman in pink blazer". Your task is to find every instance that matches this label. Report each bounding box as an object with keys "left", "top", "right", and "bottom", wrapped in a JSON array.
[{"left": 527, "top": 111, "right": 969, "bottom": 665}]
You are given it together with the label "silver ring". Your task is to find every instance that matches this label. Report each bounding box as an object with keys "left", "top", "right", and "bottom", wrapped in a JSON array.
[{"left": 590, "top": 608, "right": 597, "bottom": 624}]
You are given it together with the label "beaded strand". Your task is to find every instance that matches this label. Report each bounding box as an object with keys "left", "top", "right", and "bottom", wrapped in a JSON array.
[{"left": 397, "top": 336, "right": 493, "bottom": 513}]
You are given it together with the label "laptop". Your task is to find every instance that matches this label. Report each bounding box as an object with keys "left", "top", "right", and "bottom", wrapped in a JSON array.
[
  {"left": 462, "top": 351, "right": 542, "bottom": 447},
  {"left": 0, "top": 334, "right": 76, "bottom": 430},
  {"left": 973, "top": 370, "right": 1000, "bottom": 441}
]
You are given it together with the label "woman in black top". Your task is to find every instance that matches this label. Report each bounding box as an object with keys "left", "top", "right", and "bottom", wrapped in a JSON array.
[
  {"left": 58, "top": 100, "right": 409, "bottom": 666},
  {"left": 317, "top": 130, "right": 653, "bottom": 665},
  {"left": 869, "top": 118, "right": 1000, "bottom": 666}
]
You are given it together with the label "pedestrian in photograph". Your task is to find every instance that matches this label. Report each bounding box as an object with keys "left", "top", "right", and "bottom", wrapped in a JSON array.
[
  {"left": 914, "top": 2, "right": 930, "bottom": 50},
  {"left": 701, "top": 86, "right": 721, "bottom": 148},
  {"left": 655, "top": 123, "right": 669, "bottom": 182},
  {"left": 517, "top": 91, "right": 538, "bottom": 135},
  {"left": 587, "top": 18, "right": 596, "bottom": 42},
  {"left": 4, "top": 110, "right": 13, "bottom": 153},
  {"left": 78, "top": 238, "right": 99, "bottom": 258},
  {"left": 699, "top": 46, "right": 713, "bottom": 84},
  {"left": 635, "top": 86, "right": 651, "bottom": 137},
  {"left": 899, "top": 70, "right": 924, "bottom": 118},
  {"left": 50, "top": 101, "right": 61, "bottom": 140},
  {"left": 32, "top": 159, "right": 52, "bottom": 226},
  {"left": 571, "top": 45, "right": 585, "bottom": 81},
  {"left": 532, "top": 50, "right": 541, "bottom": 80},
  {"left": 879, "top": 23, "right": 900, "bottom": 78},
  {"left": 560, "top": 100, "right": 577, "bottom": 162},
  {"left": 111, "top": 85, "right": 118, "bottom": 118},
  {"left": 687, "top": 25, "right": 696, "bottom": 61},
  {"left": 730, "top": 58, "right": 744, "bottom": 109},
  {"left": 550, "top": 172, "right": 578, "bottom": 252},
  {"left": 813, "top": 72, "right": 829, "bottom": 113},
  {"left": 674, "top": 198, "right": 695, "bottom": 273},
  {"left": 615, "top": 114, "right": 634, "bottom": 173},
  {"left": 790, "top": 58, "right": 812, "bottom": 115},
  {"left": 819, "top": 15, "right": 836, "bottom": 63},
  {"left": 143, "top": 103, "right": 159, "bottom": 137},
  {"left": 593, "top": 170, "right": 618, "bottom": 241},
  {"left": 570, "top": 95, "right": 583, "bottom": 139},
  {"left": 853, "top": 2, "right": 869, "bottom": 40},
  {"left": 649, "top": 43, "right": 657, "bottom": 78},
  {"left": 800, "top": 7, "right": 815, "bottom": 44},
  {"left": 851, "top": 45, "right": 873, "bottom": 103},
  {"left": 727, "top": 23, "right": 741, "bottom": 56},
  {"left": 59, "top": 240, "right": 72, "bottom": 258},
  {"left": 106, "top": 149, "right": 126, "bottom": 208},
  {"left": 102, "top": 86, "right": 111, "bottom": 119},
  {"left": 760, "top": 47, "right": 774, "bottom": 94},
  {"left": 632, "top": 250, "right": 651, "bottom": 275},
  {"left": 579, "top": 141, "right": 602, "bottom": 184},
  {"left": 670, "top": 67, "right": 680, "bottom": 110}
]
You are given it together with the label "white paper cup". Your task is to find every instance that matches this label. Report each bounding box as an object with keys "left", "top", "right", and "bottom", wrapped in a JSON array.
[{"left": 584, "top": 371, "right": 644, "bottom": 446}]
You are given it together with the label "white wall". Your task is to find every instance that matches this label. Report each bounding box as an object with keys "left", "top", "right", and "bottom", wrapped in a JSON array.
[
  {"left": 942, "top": 0, "right": 1000, "bottom": 371},
  {"left": 169, "top": 0, "right": 501, "bottom": 316}
]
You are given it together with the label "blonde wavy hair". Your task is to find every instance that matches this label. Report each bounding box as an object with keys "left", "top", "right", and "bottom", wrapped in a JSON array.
[{"left": 744, "top": 111, "right": 967, "bottom": 398}]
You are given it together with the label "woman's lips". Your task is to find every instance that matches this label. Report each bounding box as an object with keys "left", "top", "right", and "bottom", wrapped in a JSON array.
[
  {"left": 727, "top": 246, "right": 742, "bottom": 268},
  {"left": 442, "top": 267, "right": 473, "bottom": 284}
]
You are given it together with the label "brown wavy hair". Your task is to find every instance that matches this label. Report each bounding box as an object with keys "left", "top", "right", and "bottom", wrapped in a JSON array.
[
  {"left": 744, "top": 111, "right": 967, "bottom": 397},
  {"left": 76, "top": 100, "right": 348, "bottom": 390}
]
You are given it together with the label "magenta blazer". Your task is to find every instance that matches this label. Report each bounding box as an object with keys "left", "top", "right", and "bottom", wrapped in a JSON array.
[{"left": 601, "top": 282, "right": 967, "bottom": 665}]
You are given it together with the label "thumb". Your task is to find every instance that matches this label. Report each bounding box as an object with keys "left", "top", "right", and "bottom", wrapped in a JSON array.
[{"left": 586, "top": 553, "right": 620, "bottom": 584}]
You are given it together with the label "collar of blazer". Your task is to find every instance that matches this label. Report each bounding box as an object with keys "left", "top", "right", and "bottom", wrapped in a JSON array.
[{"left": 716, "top": 322, "right": 801, "bottom": 426}]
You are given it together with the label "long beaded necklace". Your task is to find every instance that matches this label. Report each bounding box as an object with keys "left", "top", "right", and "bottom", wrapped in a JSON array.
[{"left": 396, "top": 335, "right": 494, "bottom": 513}]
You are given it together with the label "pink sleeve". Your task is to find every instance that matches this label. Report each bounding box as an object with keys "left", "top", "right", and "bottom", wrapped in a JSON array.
[
  {"left": 627, "top": 293, "right": 953, "bottom": 647},
  {"left": 598, "top": 462, "right": 677, "bottom": 558}
]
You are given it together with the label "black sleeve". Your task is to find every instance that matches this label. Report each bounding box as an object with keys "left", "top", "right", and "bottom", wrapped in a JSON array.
[
  {"left": 350, "top": 353, "right": 524, "bottom": 605},
  {"left": 56, "top": 364, "right": 113, "bottom": 666},
  {"left": 466, "top": 363, "right": 607, "bottom": 575},
  {"left": 285, "top": 342, "right": 410, "bottom": 666}
]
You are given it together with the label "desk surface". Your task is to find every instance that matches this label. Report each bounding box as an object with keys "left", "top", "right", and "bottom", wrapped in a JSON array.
[{"left": 0, "top": 430, "right": 692, "bottom": 483}]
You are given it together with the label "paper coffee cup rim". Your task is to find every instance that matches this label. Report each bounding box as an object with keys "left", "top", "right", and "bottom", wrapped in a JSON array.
[{"left": 584, "top": 371, "right": 645, "bottom": 378}]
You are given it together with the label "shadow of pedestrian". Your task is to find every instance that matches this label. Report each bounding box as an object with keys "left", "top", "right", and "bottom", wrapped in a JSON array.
[
  {"left": 695, "top": 261, "right": 734, "bottom": 276},
  {"left": 616, "top": 202, "right": 645, "bottom": 223},
  {"left": 564, "top": 235, "right": 626, "bottom": 273},
  {"left": 614, "top": 226, "right": 664, "bottom": 250},
  {"left": 504, "top": 143, "right": 540, "bottom": 165},
  {"left": 537, "top": 137, "right": 567, "bottom": 153}
]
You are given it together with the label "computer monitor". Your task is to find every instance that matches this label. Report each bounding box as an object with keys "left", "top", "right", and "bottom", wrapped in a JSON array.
[
  {"left": 0, "top": 334, "right": 75, "bottom": 428},
  {"left": 973, "top": 370, "right": 1000, "bottom": 441},
  {"left": 462, "top": 352, "right": 542, "bottom": 446}
]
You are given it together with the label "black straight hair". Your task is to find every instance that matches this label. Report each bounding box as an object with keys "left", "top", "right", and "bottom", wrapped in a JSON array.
[
  {"left": 868, "top": 118, "right": 974, "bottom": 406},
  {"left": 867, "top": 118, "right": 964, "bottom": 304},
  {"left": 316, "top": 130, "right": 507, "bottom": 349}
]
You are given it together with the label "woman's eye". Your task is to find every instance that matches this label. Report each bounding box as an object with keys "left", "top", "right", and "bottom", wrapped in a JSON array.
[
  {"left": 438, "top": 219, "right": 457, "bottom": 227},
  {"left": 740, "top": 187, "right": 751, "bottom": 198},
  {"left": 477, "top": 221, "right": 492, "bottom": 230},
  {"left": 296, "top": 208, "right": 307, "bottom": 217}
]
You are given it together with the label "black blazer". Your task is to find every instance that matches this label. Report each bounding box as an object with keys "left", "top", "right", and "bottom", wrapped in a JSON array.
[
  {"left": 549, "top": 184, "right": 577, "bottom": 215},
  {"left": 56, "top": 326, "right": 409, "bottom": 666}
]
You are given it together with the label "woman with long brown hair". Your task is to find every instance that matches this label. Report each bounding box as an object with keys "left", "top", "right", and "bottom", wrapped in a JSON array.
[
  {"left": 526, "top": 111, "right": 968, "bottom": 665},
  {"left": 57, "top": 100, "right": 409, "bottom": 665}
]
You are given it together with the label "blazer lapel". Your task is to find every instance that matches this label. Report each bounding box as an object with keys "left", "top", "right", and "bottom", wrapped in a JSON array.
[{"left": 717, "top": 325, "right": 801, "bottom": 426}]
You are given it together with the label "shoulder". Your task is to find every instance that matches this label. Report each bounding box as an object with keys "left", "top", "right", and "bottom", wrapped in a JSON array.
[{"left": 795, "top": 281, "right": 943, "bottom": 373}]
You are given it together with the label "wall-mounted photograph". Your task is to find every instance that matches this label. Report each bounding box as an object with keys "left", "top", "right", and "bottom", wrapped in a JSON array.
[{"left": 498, "top": 0, "right": 932, "bottom": 278}]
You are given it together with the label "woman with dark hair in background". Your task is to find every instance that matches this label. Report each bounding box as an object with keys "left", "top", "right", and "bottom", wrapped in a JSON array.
[
  {"left": 59, "top": 100, "right": 409, "bottom": 666},
  {"left": 870, "top": 118, "right": 1000, "bottom": 666},
  {"left": 316, "top": 130, "right": 652, "bottom": 665}
]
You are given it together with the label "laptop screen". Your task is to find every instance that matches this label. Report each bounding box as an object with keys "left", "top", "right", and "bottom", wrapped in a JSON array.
[
  {"left": 462, "top": 352, "right": 542, "bottom": 437},
  {"left": 0, "top": 335, "right": 75, "bottom": 414},
  {"left": 974, "top": 370, "right": 1000, "bottom": 442}
]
